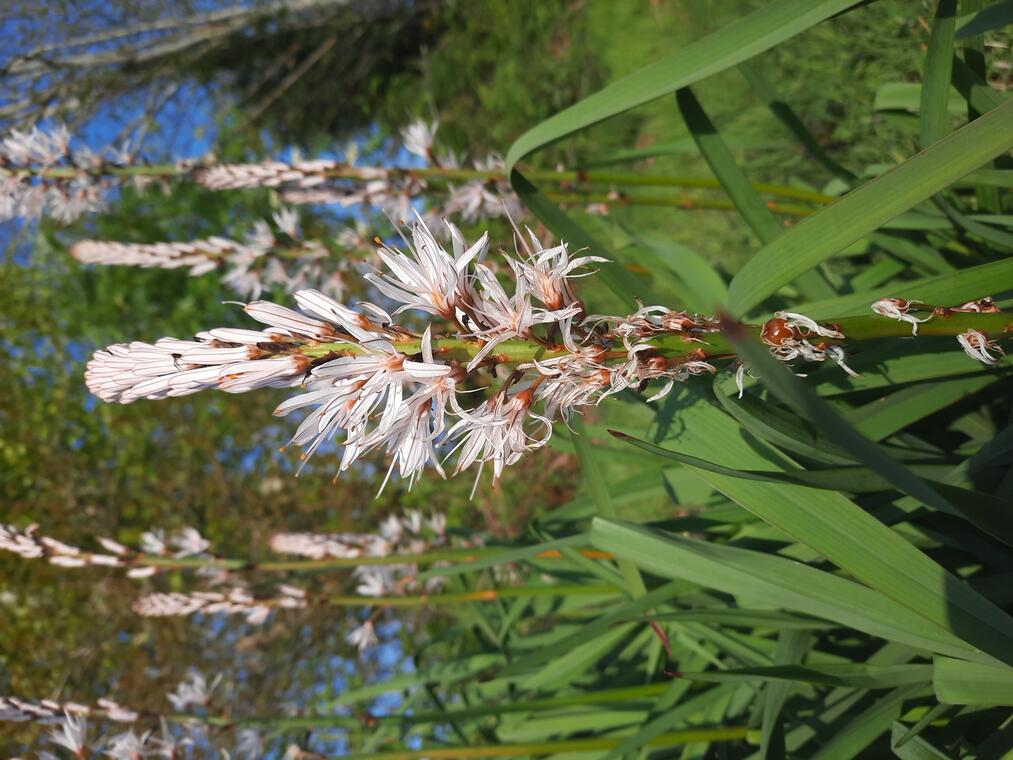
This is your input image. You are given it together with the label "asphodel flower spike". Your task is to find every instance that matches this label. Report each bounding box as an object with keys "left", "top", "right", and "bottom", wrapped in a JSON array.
[{"left": 86, "top": 219, "right": 1009, "bottom": 496}]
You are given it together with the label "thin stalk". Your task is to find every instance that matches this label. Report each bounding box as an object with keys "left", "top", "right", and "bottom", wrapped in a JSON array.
[
  {"left": 544, "top": 191, "right": 815, "bottom": 217},
  {"left": 305, "top": 583, "right": 619, "bottom": 609},
  {"left": 132, "top": 546, "right": 615, "bottom": 573},
  {"left": 170, "top": 682, "right": 672, "bottom": 730},
  {"left": 299, "top": 313, "right": 1013, "bottom": 366},
  {"left": 1, "top": 163, "right": 832, "bottom": 204}
]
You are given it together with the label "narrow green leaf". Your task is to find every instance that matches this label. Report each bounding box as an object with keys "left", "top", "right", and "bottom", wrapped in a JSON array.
[
  {"left": 418, "top": 534, "right": 590, "bottom": 581},
  {"left": 520, "top": 624, "right": 632, "bottom": 691},
  {"left": 645, "top": 609, "right": 832, "bottom": 630},
  {"left": 892, "top": 703, "right": 956, "bottom": 750},
  {"left": 610, "top": 430, "right": 1013, "bottom": 547},
  {"left": 955, "top": 0, "right": 1013, "bottom": 38},
  {"left": 714, "top": 389, "right": 857, "bottom": 464},
  {"left": 497, "top": 579, "right": 693, "bottom": 677},
  {"left": 682, "top": 663, "right": 932, "bottom": 689},
  {"left": 920, "top": 0, "right": 957, "bottom": 146},
  {"left": 960, "top": 0, "right": 1003, "bottom": 214},
  {"left": 676, "top": 86, "right": 833, "bottom": 301},
  {"left": 638, "top": 386, "right": 1013, "bottom": 663},
  {"left": 722, "top": 323, "right": 1013, "bottom": 662},
  {"left": 509, "top": 172, "right": 646, "bottom": 305},
  {"left": 728, "top": 99, "right": 1013, "bottom": 314},
  {"left": 933, "top": 656, "right": 1013, "bottom": 705},
  {"left": 589, "top": 518, "right": 978, "bottom": 659},
  {"left": 768, "top": 643, "right": 917, "bottom": 758},
  {"left": 850, "top": 257, "right": 907, "bottom": 292},
  {"left": 890, "top": 721, "right": 952, "bottom": 760},
  {"left": 791, "top": 256, "right": 1013, "bottom": 319},
  {"left": 506, "top": 0, "right": 862, "bottom": 170},
  {"left": 599, "top": 683, "right": 741, "bottom": 760},
  {"left": 762, "top": 631, "right": 813, "bottom": 759},
  {"left": 572, "top": 417, "right": 646, "bottom": 597},
  {"left": 676, "top": 88, "right": 784, "bottom": 245},
  {"left": 721, "top": 325, "right": 962, "bottom": 512},
  {"left": 951, "top": 55, "right": 1009, "bottom": 125},
  {"left": 874, "top": 82, "right": 964, "bottom": 115},
  {"left": 631, "top": 231, "right": 728, "bottom": 312},
  {"left": 738, "top": 64, "right": 856, "bottom": 182},
  {"left": 811, "top": 685, "right": 928, "bottom": 760},
  {"left": 847, "top": 375, "right": 998, "bottom": 441}
]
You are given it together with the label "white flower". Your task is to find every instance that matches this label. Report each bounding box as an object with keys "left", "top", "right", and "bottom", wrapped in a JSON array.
[
  {"left": 370, "top": 399, "right": 446, "bottom": 493},
  {"left": 871, "top": 298, "right": 931, "bottom": 335},
  {"left": 509, "top": 232, "right": 606, "bottom": 310},
  {"left": 48, "top": 713, "right": 87, "bottom": 756},
  {"left": 448, "top": 391, "right": 553, "bottom": 496},
  {"left": 957, "top": 329, "right": 1004, "bottom": 365},
  {"left": 97, "top": 698, "right": 139, "bottom": 723},
  {"left": 171, "top": 527, "right": 211, "bottom": 558},
  {"left": 85, "top": 333, "right": 308, "bottom": 404},
  {"left": 167, "top": 671, "right": 217, "bottom": 712},
  {"left": 365, "top": 218, "right": 487, "bottom": 319},
  {"left": 273, "top": 208, "right": 300, "bottom": 239},
  {"left": 139, "top": 530, "right": 167, "bottom": 555},
  {"left": 103, "top": 730, "right": 148, "bottom": 759},
  {"left": 243, "top": 300, "right": 333, "bottom": 340},
  {"left": 734, "top": 363, "right": 747, "bottom": 398},
  {"left": 466, "top": 263, "right": 579, "bottom": 371},
  {"left": 355, "top": 567, "right": 389, "bottom": 597},
  {"left": 96, "top": 537, "right": 130, "bottom": 556},
  {"left": 401, "top": 119, "right": 438, "bottom": 161},
  {"left": 379, "top": 515, "right": 404, "bottom": 544},
  {"left": 428, "top": 513, "right": 447, "bottom": 536},
  {"left": 826, "top": 346, "right": 861, "bottom": 377},
  {"left": 234, "top": 728, "right": 263, "bottom": 760},
  {"left": 774, "top": 311, "right": 844, "bottom": 339},
  {"left": 346, "top": 620, "right": 379, "bottom": 654}
]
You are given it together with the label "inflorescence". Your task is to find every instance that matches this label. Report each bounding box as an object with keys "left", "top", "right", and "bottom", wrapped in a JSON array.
[
  {"left": 2, "top": 121, "right": 523, "bottom": 228},
  {"left": 84, "top": 219, "right": 1008, "bottom": 496},
  {"left": 70, "top": 208, "right": 349, "bottom": 300}
]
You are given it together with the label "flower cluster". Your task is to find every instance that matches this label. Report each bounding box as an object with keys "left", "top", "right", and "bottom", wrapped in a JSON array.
[
  {"left": 403, "top": 121, "right": 524, "bottom": 225},
  {"left": 759, "top": 311, "right": 858, "bottom": 379},
  {"left": 871, "top": 297, "right": 1007, "bottom": 365},
  {"left": 270, "top": 509, "right": 450, "bottom": 560},
  {"left": 0, "top": 125, "right": 127, "bottom": 222},
  {"left": 0, "top": 696, "right": 138, "bottom": 724},
  {"left": 70, "top": 209, "right": 349, "bottom": 300},
  {"left": 0, "top": 699, "right": 209, "bottom": 759},
  {"left": 86, "top": 219, "right": 874, "bottom": 495},
  {"left": 2, "top": 121, "right": 524, "bottom": 232},
  {"left": 133, "top": 585, "right": 307, "bottom": 625},
  {"left": 0, "top": 522, "right": 125, "bottom": 569},
  {"left": 166, "top": 670, "right": 220, "bottom": 711},
  {"left": 0, "top": 522, "right": 214, "bottom": 580},
  {"left": 189, "top": 120, "right": 523, "bottom": 228}
]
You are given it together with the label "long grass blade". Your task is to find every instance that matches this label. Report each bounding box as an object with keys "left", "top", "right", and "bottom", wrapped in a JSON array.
[{"left": 728, "top": 99, "right": 1013, "bottom": 315}]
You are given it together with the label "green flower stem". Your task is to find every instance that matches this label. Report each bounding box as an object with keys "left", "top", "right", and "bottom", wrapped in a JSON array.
[
  {"left": 158, "top": 685, "right": 668, "bottom": 733},
  {"left": 132, "top": 546, "right": 614, "bottom": 573},
  {"left": 311, "top": 583, "right": 618, "bottom": 609},
  {"left": 168, "top": 682, "right": 671, "bottom": 731},
  {"left": 299, "top": 312, "right": 1012, "bottom": 365},
  {"left": 544, "top": 191, "right": 814, "bottom": 217},
  {"left": 1, "top": 163, "right": 831, "bottom": 204}
]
